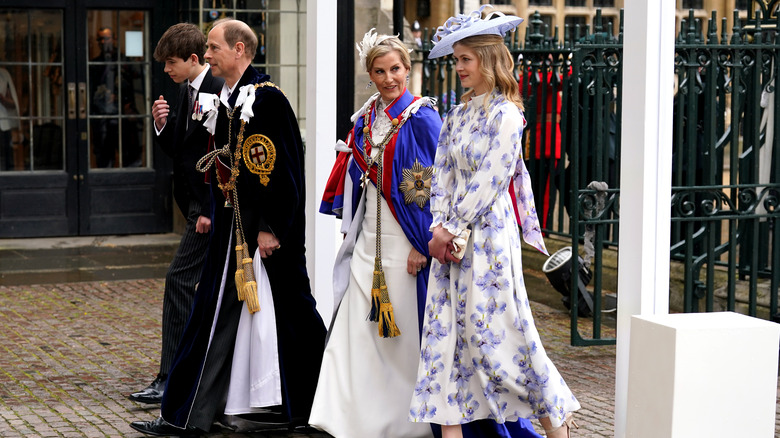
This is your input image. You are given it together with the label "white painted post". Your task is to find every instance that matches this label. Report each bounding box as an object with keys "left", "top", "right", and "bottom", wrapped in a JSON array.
[
  {"left": 627, "top": 312, "right": 780, "bottom": 437},
  {"left": 615, "top": 1, "right": 675, "bottom": 437},
  {"left": 306, "top": 0, "right": 338, "bottom": 324}
]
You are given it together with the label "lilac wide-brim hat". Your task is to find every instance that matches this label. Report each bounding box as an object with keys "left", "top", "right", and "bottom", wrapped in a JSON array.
[{"left": 428, "top": 5, "right": 523, "bottom": 59}]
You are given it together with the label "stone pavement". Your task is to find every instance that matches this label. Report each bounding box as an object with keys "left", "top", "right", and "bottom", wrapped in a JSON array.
[
  {"left": 0, "top": 236, "right": 776, "bottom": 437},
  {"left": 0, "top": 278, "right": 615, "bottom": 437}
]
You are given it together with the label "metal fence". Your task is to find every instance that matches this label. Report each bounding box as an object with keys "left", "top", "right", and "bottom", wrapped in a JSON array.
[{"left": 413, "top": 8, "right": 780, "bottom": 346}]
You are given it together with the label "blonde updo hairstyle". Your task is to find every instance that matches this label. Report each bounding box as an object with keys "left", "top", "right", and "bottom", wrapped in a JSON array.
[
  {"left": 455, "top": 34, "right": 523, "bottom": 110},
  {"left": 364, "top": 35, "right": 412, "bottom": 72}
]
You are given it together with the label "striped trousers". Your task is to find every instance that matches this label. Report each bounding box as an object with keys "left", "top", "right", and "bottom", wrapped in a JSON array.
[{"left": 159, "top": 201, "right": 211, "bottom": 376}]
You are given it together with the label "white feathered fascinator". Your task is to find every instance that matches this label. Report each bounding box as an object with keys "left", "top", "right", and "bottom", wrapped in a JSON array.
[{"left": 356, "top": 28, "right": 394, "bottom": 70}]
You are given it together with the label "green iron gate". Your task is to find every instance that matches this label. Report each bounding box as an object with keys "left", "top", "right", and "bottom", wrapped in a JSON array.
[{"left": 415, "top": 7, "right": 780, "bottom": 346}]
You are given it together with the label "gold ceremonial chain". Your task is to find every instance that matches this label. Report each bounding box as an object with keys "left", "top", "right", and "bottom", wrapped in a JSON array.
[{"left": 195, "top": 82, "right": 283, "bottom": 314}]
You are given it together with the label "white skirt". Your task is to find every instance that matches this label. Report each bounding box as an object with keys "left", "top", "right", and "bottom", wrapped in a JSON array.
[{"left": 309, "top": 185, "right": 433, "bottom": 438}]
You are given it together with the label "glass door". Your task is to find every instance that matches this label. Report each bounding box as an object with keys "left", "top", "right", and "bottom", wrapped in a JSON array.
[
  {"left": 0, "top": 10, "right": 63, "bottom": 173},
  {"left": 0, "top": 7, "right": 73, "bottom": 237},
  {"left": 87, "top": 9, "right": 149, "bottom": 169}
]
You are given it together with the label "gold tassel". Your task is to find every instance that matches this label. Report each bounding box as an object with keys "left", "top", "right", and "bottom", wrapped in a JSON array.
[
  {"left": 235, "top": 236, "right": 246, "bottom": 300},
  {"left": 243, "top": 281, "right": 260, "bottom": 314},
  {"left": 235, "top": 269, "right": 246, "bottom": 301},
  {"left": 240, "top": 242, "right": 260, "bottom": 314},
  {"left": 367, "top": 257, "right": 382, "bottom": 322},
  {"left": 368, "top": 259, "right": 400, "bottom": 338},
  {"left": 378, "top": 299, "right": 401, "bottom": 338}
]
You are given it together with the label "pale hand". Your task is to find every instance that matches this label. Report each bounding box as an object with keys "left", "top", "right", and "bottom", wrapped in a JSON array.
[
  {"left": 407, "top": 247, "right": 427, "bottom": 276},
  {"left": 152, "top": 95, "right": 169, "bottom": 131},
  {"left": 195, "top": 215, "right": 211, "bottom": 234},
  {"left": 257, "top": 231, "right": 280, "bottom": 258},
  {"left": 429, "top": 225, "right": 459, "bottom": 265}
]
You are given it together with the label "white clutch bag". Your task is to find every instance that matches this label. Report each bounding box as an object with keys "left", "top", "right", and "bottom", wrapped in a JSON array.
[{"left": 451, "top": 229, "right": 471, "bottom": 260}]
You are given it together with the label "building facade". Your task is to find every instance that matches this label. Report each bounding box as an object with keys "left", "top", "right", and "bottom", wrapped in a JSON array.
[
  {"left": 404, "top": 0, "right": 754, "bottom": 43},
  {"left": 0, "top": 0, "right": 762, "bottom": 238},
  {"left": 0, "top": 1, "right": 306, "bottom": 238}
]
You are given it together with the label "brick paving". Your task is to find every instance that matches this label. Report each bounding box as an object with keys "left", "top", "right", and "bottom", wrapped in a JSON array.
[{"left": 0, "top": 278, "right": 776, "bottom": 437}]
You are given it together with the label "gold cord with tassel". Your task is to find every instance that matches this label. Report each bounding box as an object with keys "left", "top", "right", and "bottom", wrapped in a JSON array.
[
  {"left": 230, "top": 117, "right": 261, "bottom": 314},
  {"left": 197, "top": 83, "right": 280, "bottom": 315},
  {"left": 364, "top": 106, "right": 403, "bottom": 338},
  {"left": 224, "top": 110, "right": 262, "bottom": 314}
]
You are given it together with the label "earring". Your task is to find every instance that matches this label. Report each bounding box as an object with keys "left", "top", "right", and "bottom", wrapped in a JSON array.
[
  {"left": 366, "top": 80, "right": 373, "bottom": 89},
  {"left": 406, "top": 76, "right": 410, "bottom": 83}
]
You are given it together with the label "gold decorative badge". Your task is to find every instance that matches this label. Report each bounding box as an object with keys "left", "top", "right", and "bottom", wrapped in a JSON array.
[
  {"left": 243, "top": 134, "right": 276, "bottom": 186},
  {"left": 399, "top": 159, "right": 433, "bottom": 209}
]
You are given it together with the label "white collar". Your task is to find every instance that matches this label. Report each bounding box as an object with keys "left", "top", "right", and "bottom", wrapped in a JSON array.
[
  {"left": 188, "top": 65, "right": 209, "bottom": 92},
  {"left": 220, "top": 81, "right": 240, "bottom": 109}
]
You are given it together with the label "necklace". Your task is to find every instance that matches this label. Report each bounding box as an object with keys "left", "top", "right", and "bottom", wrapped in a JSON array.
[{"left": 359, "top": 102, "right": 403, "bottom": 188}]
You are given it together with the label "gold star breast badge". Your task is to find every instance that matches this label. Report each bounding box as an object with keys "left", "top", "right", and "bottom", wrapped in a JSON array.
[{"left": 399, "top": 159, "right": 433, "bottom": 210}]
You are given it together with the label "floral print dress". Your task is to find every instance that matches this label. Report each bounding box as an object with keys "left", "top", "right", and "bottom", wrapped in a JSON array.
[{"left": 409, "top": 90, "right": 580, "bottom": 429}]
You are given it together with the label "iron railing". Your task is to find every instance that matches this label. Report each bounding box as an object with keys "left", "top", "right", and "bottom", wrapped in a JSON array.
[{"left": 413, "top": 8, "right": 780, "bottom": 346}]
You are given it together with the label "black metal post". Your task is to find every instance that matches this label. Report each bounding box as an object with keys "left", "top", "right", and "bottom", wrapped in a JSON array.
[
  {"left": 337, "top": 0, "right": 355, "bottom": 141},
  {"left": 394, "top": 0, "right": 404, "bottom": 36}
]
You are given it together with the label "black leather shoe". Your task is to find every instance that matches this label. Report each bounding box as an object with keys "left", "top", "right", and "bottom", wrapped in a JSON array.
[
  {"left": 233, "top": 412, "right": 308, "bottom": 432},
  {"left": 129, "top": 374, "right": 166, "bottom": 404},
  {"left": 129, "top": 416, "right": 202, "bottom": 437}
]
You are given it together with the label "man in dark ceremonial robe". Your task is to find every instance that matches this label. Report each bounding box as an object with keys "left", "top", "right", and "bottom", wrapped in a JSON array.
[{"left": 130, "top": 18, "right": 326, "bottom": 436}]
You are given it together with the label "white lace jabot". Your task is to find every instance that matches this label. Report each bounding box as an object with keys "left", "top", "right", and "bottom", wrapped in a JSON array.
[{"left": 369, "top": 99, "right": 394, "bottom": 159}]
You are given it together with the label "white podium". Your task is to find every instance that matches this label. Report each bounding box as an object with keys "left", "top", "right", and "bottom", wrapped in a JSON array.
[{"left": 626, "top": 312, "right": 780, "bottom": 438}]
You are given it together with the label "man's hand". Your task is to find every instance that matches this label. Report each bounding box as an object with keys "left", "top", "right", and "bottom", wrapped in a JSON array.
[
  {"left": 152, "top": 95, "right": 169, "bottom": 131},
  {"left": 195, "top": 215, "right": 211, "bottom": 233},
  {"left": 257, "top": 231, "right": 280, "bottom": 258}
]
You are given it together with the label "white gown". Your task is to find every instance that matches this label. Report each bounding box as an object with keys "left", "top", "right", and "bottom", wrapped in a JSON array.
[{"left": 309, "top": 101, "right": 434, "bottom": 438}]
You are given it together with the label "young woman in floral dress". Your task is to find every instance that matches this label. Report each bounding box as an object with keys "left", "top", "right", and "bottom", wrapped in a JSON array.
[{"left": 409, "top": 7, "right": 581, "bottom": 438}]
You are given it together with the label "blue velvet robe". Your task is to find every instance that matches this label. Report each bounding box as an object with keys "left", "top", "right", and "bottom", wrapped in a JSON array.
[{"left": 161, "top": 67, "right": 326, "bottom": 431}]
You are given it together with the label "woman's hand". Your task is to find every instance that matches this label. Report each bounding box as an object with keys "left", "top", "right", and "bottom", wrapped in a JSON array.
[
  {"left": 428, "top": 225, "right": 460, "bottom": 265},
  {"left": 407, "top": 248, "right": 427, "bottom": 276}
]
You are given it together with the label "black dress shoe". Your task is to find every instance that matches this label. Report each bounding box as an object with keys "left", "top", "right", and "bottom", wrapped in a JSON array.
[
  {"left": 129, "top": 416, "right": 202, "bottom": 437},
  {"left": 233, "top": 412, "right": 308, "bottom": 432},
  {"left": 129, "top": 374, "right": 166, "bottom": 404}
]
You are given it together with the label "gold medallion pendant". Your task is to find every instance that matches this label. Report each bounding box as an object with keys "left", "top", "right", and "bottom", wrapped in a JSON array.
[{"left": 242, "top": 134, "right": 276, "bottom": 186}]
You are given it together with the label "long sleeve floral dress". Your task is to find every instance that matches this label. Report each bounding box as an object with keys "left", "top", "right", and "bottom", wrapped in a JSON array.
[{"left": 409, "top": 90, "right": 580, "bottom": 429}]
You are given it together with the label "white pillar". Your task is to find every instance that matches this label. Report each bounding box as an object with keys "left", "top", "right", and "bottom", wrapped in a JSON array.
[
  {"left": 305, "top": 0, "right": 338, "bottom": 323},
  {"left": 627, "top": 312, "right": 780, "bottom": 438},
  {"left": 615, "top": 1, "right": 675, "bottom": 437}
]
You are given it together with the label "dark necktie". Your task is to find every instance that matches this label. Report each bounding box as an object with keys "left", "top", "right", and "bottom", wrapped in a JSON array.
[{"left": 187, "top": 84, "right": 196, "bottom": 128}]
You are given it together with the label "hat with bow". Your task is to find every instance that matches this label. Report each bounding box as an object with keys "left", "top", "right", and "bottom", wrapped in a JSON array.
[{"left": 428, "top": 4, "right": 523, "bottom": 59}]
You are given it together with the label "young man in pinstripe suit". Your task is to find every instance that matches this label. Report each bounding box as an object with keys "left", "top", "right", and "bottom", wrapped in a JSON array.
[{"left": 128, "top": 23, "right": 224, "bottom": 405}]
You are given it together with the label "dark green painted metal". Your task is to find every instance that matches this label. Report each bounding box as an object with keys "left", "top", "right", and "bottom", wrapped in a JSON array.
[{"left": 413, "top": 7, "right": 780, "bottom": 346}]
